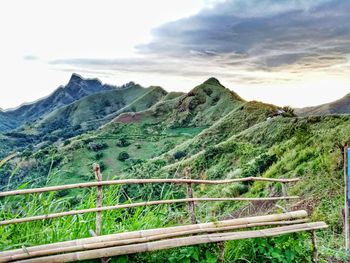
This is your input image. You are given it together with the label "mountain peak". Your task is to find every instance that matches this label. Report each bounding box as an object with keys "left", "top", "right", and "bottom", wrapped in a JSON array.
[
  {"left": 203, "top": 77, "right": 221, "bottom": 86},
  {"left": 68, "top": 73, "right": 84, "bottom": 84}
]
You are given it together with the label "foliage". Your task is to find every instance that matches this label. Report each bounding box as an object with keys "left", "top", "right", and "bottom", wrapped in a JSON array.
[
  {"left": 174, "top": 151, "right": 187, "bottom": 160},
  {"left": 116, "top": 137, "right": 131, "bottom": 147},
  {"left": 88, "top": 142, "right": 108, "bottom": 151},
  {"left": 118, "top": 151, "right": 130, "bottom": 161}
]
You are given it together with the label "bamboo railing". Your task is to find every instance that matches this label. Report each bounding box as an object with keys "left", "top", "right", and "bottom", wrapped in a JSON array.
[
  {"left": 0, "top": 177, "right": 299, "bottom": 197},
  {"left": 0, "top": 164, "right": 300, "bottom": 226},
  {"left": 0, "top": 211, "right": 315, "bottom": 262},
  {"left": 1, "top": 165, "right": 321, "bottom": 262}
]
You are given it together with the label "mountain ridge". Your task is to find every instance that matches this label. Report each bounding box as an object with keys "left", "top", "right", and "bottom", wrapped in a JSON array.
[
  {"left": 0, "top": 74, "right": 115, "bottom": 132},
  {"left": 296, "top": 92, "right": 350, "bottom": 116}
]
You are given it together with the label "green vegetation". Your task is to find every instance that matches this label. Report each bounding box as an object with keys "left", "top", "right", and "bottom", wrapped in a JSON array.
[{"left": 0, "top": 78, "right": 350, "bottom": 262}]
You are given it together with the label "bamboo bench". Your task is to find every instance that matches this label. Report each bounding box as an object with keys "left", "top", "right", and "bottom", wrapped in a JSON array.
[{"left": 0, "top": 165, "right": 327, "bottom": 262}]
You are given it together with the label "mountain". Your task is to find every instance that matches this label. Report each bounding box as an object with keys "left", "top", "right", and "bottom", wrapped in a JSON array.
[
  {"left": 0, "top": 73, "right": 114, "bottom": 132},
  {"left": 295, "top": 92, "right": 350, "bottom": 116},
  {"left": 29, "top": 84, "right": 167, "bottom": 136},
  {"left": 114, "top": 77, "right": 245, "bottom": 127}
]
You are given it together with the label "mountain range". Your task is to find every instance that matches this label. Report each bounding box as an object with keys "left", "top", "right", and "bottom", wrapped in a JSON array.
[{"left": 0, "top": 73, "right": 114, "bottom": 132}]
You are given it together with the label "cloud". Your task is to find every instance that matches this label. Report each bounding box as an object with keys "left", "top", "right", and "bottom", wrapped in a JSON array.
[
  {"left": 23, "top": 55, "right": 39, "bottom": 61},
  {"left": 51, "top": 0, "right": 350, "bottom": 87},
  {"left": 138, "top": 0, "right": 350, "bottom": 67}
]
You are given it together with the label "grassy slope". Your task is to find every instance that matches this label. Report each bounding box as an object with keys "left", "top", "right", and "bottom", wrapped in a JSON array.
[
  {"left": 0, "top": 85, "right": 168, "bottom": 160},
  {"left": 1, "top": 79, "right": 349, "bottom": 261},
  {"left": 296, "top": 93, "right": 350, "bottom": 116}
]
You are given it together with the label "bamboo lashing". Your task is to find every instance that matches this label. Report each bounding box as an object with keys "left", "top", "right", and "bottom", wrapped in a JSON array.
[
  {"left": 0, "top": 210, "right": 308, "bottom": 258},
  {"left": 0, "top": 219, "right": 309, "bottom": 262},
  {"left": 0, "top": 177, "right": 300, "bottom": 197},
  {"left": 0, "top": 196, "right": 299, "bottom": 226},
  {"left": 11, "top": 222, "right": 328, "bottom": 263}
]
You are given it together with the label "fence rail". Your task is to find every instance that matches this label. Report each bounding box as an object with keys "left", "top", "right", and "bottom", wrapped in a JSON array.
[
  {"left": 0, "top": 164, "right": 299, "bottom": 229},
  {"left": 0, "top": 165, "right": 321, "bottom": 263},
  {"left": 0, "top": 177, "right": 299, "bottom": 197}
]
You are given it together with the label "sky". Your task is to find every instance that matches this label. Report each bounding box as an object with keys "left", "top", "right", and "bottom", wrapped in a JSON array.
[{"left": 0, "top": 0, "right": 349, "bottom": 110}]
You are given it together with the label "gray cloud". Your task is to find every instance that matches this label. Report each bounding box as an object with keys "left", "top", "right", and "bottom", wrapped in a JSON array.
[
  {"left": 138, "top": 0, "right": 350, "bottom": 69},
  {"left": 23, "top": 55, "right": 39, "bottom": 61},
  {"left": 51, "top": 0, "right": 350, "bottom": 86}
]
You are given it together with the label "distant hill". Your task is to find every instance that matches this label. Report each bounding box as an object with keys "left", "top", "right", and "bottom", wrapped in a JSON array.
[
  {"left": 295, "top": 93, "right": 350, "bottom": 116},
  {"left": 114, "top": 77, "right": 245, "bottom": 127},
  {"left": 30, "top": 84, "right": 167, "bottom": 136},
  {"left": 0, "top": 73, "right": 115, "bottom": 132}
]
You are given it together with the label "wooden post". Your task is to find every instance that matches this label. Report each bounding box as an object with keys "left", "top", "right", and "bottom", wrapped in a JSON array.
[
  {"left": 93, "top": 164, "right": 109, "bottom": 263},
  {"left": 93, "top": 164, "right": 103, "bottom": 236},
  {"left": 187, "top": 183, "right": 197, "bottom": 224},
  {"left": 282, "top": 182, "right": 289, "bottom": 212},
  {"left": 218, "top": 241, "right": 225, "bottom": 263},
  {"left": 344, "top": 146, "right": 350, "bottom": 251},
  {"left": 184, "top": 168, "right": 197, "bottom": 224},
  {"left": 310, "top": 230, "right": 318, "bottom": 263}
]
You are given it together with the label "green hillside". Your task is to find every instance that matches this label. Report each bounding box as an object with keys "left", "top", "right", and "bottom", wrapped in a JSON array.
[
  {"left": 0, "top": 84, "right": 167, "bottom": 159},
  {"left": 0, "top": 74, "right": 114, "bottom": 132},
  {"left": 0, "top": 79, "right": 349, "bottom": 262},
  {"left": 296, "top": 93, "right": 350, "bottom": 116}
]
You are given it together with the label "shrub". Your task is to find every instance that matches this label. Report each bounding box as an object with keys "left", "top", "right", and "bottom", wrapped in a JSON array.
[
  {"left": 95, "top": 152, "right": 104, "bottom": 160},
  {"left": 116, "top": 137, "right": 131, "bottom": 147},
  {"left": 118, "top": 151, "right": 130, "bottom": 161},
  {"left": 88, "top": 142, "right": 108, "bottom": 151},
  {"left": 174, "top": 151, "right": 187, "bottom": 160}
]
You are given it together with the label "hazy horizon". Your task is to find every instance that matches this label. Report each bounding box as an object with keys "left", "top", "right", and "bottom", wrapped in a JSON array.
[{"left": 1, "top": 73, "right": 349, "bottom": 112}]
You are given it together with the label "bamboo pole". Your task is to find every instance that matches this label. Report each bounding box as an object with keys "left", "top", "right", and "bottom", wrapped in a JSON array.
[
  {"left": 13, "top": 222, "right": 328, "bottom": 263},
  {"left": 0, "top": 196, "right": 299, "bottom": 226},
  {"left": 187, "top": 183, "right": 197, "bottom": 224},
  {"left": 0, "top": 210, "right": 308, "bottom": 258},
  {"left": 93, "top": 164, "right": 108, "bottom": 263},
  {"left": 310, "top": 230, "right": 318, "bottom": 263},
  {"left": 0, "top": 219, "right": 310, "bottom": 262},
  {"left": 185, "top": 167, "right": 197, "bottom": 224},
  {"left": 0, "top": 177, "right": 300, "bottom": 197},
  {"left": 218, "top": 241, "right": 225, "bottom": 263},
  {"left": 344, "top": 146, "right": 350, "bottom": 251},
  {"left": 93, "top": 164, "right": 103, "bottom": 236}
]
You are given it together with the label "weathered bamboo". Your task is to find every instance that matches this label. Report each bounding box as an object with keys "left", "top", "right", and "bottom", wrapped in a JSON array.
[
  {"left": 344, "top": 145, "right": 350, "bottom": 251},
  {"left": 0, "top": 196, "right": 299, "bottom": 226},
  {"left": 1, "top": 219, "right": 310, "bottom": 262},
  {"left": 0, "top": 210, "right": 308, "bottom": 258},
  {"left": 184, "top": 167, "right": 197, "bottom": 224},
  {"left": 13, "top": 222, "right": 328, "bottom": 263},
  {"left": 0, "top": 177, "right": 300, "bottom": 197},
  {"left": 187, "top": 183, "right": 197, "bottom": 224},
  {"left": 93, "top": 164, "right": 103, "bottom": 236},
  {"left": 218, "top": 241, "right": 225, "bottom": 263},
  {"left": 311, "top": 230, "right": 318, "bottom": 263},
  {"left": 92, "top": 164, "right": 108, "bottom": 263}
]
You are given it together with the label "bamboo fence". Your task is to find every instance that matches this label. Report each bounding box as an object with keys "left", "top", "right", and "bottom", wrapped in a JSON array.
[
  {"left": 0, "top": 169, "right": 313, "bottom": 262},
  {"left": 0, "top": 211, "right": 308, "bottom": 262},
  {"left": 6, "top": 222, "right": 327, "bottom": 263}
]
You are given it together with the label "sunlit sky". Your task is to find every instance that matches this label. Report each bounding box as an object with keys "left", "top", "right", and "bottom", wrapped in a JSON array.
[{"left": 0, "top": 0, "right": 349, "bottom": 110}]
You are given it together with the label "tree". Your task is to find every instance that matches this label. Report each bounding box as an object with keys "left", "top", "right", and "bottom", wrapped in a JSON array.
[{"left": 118, "top": 151, "right": 130, "bottom": 161}]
